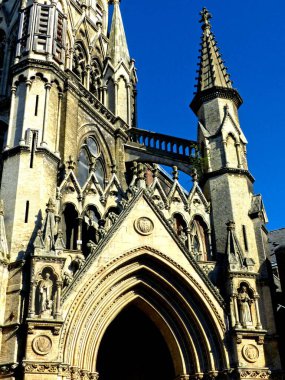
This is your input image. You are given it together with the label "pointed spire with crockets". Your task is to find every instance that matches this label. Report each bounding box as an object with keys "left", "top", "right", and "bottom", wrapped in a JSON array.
[
  {"left": 107, "top": 0, "right": 130, "bottom": 66},
  {"left": 197, "top": 8, "right": 232, "bottom": 91},
  {"left": 190, "top": 8, "right": 242, "bottom": 114}
]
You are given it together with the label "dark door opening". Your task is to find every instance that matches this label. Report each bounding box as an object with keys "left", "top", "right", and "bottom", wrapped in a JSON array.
[{"left": 97, "top": 304, "right": 175, "bottom": 380}]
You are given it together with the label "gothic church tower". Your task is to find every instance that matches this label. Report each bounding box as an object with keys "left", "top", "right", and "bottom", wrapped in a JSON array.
[{"left": 0, "top": 1, "right": 282, "bottom": 380}]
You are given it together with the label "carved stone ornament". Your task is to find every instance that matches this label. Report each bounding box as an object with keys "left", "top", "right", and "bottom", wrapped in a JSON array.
[
  {"left": 32, "top": 335, "right": 52, "bottom": 355},
  {"left": 134, "top": 217, "right": 154, "bottom": 236},
  {"left": 242, "top": 344, "right": 259, "bottom": 363}
]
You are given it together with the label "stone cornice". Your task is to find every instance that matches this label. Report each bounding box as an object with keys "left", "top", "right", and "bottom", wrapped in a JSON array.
[
  {"left": 201, "top": 167, "right": 255, "bottom": 185},
  {"left": 2, "top": 145, "right": 60, "bottom": 165},
  {"left": 12, "top": 59, "right": 67, "bottom": 83},
  {"left": 190, "top": 86, "right": 243, "bottom": 115}
]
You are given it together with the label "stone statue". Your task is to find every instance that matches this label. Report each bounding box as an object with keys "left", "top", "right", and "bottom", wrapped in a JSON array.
[
  {"left": 38, "top": 273, "right": 54, "bottom": 316},
  {"left": 238, "top": 286, "right": 253, "bottom": 327}
]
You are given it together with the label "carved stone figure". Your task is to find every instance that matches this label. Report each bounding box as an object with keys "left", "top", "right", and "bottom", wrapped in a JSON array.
[
  {"left": 178, "top": 226, "right": 188, "bottom": 245},
  {"left": 238, "top": 286, "right": 253, "bottom": 327},
  {"left": 38, "top": 273, "right": 54, "bottom": 317}
]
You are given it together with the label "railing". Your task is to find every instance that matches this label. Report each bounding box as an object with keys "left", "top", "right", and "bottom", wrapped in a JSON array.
[{"left": 128, "top": 128, "right": 199, "bottom": 160}]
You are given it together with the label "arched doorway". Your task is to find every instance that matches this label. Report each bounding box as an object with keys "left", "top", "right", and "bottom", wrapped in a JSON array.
[{"left": 97, "top": 304, "right": 175, "bottom": 380}]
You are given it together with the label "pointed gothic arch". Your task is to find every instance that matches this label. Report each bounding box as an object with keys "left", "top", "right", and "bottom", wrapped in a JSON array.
[{"left": 60, "top": 248, "right": 229, "bottom": 378}]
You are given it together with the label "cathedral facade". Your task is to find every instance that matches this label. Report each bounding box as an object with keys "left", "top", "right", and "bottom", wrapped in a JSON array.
[{"left": 0, "top": 0, "right": 282, "bottom": 379}]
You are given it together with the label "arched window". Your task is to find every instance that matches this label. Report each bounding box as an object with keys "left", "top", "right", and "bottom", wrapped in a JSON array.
[
  {"left": 72, "top": 42, "right": 87, "bottom": 84},
  {"left": 190, "top": 216, "right": 210, "bottom": 261},
  {"left": 62, "top": 203, "right": 78, "bottom": 250},
  {"left": 77, "top": 136, "right": 105, "bottom": 188},
  {"left": 226, "top": 134, "right": 239, "bottom": 167}
]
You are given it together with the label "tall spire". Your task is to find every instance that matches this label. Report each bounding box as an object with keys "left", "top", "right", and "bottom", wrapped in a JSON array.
[
  {"left": 191, "top": 8, "right": 242, "bottom": 114},
  {"left": 107, "top": 0, "right": 130, "bottom": 66}
]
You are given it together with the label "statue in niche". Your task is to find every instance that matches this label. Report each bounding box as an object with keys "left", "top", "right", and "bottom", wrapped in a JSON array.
[
  {"left": 38, "top": 273, "right": 54, "bottom": 317},
  {"left": 238, "top": 285, "right": 253, "bottom": 327}
]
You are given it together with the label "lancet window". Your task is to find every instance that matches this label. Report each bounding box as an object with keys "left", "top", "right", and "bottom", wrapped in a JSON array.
[
  {"left": 77, "top": 136, "right": 105, "bottom": 188},
  {"left": 190, "top": 216, "right": 210, "bottom": 261},
  {"left": 62, "top": 203, "right": 78, "bottom": 250}
]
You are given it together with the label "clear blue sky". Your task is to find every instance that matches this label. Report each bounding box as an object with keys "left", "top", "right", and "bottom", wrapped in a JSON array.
[{"left": 118, "top": 0, "right": 285, "bottom": 231}]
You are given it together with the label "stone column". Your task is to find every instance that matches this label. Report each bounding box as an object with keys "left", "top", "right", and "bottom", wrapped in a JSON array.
[
  {"left": 235, "top": 142, "right": 242, "bottom": 168},
  {"left": 85, "top": 65, "right": 91, "bottom": 91},
  {"left": 5, "top": 85, "right": 17, "bottom": 150},
  {"left": 69, "top": 47, "right": 75, "bottom": 71},
  {"left": 55, "top": 281, "right": 62, "bottom": 319},
  {"left": 102, "top": 86, "right": 107, "bottom": 106},
  {"left": 186, "top": 227, "right": 191, "bottom": 251},
  {"left": 114, "top": 80, "right": 118, "bottom": 116},
  {"left": 55, "top": 92, "right": 63, "bottom": 154},
  {"left": 77, "top": 217, "right": 83, "bottom": 251},
  {"left": 254, "top": 296, "right": 262, "bottom": 329},
  {"left": 41, "top": 82, "right": 52, "bottom": 147},
  {"left": 126, "top": 82, "right": 131, "bottom": 126},
  {"left": 233, "top": 294, "right": 241, "bottom": 328},
  {"left": 29, "top": 280, "right": 37, "bottom": 317},
  {"left": 19, "top": 79, "right": 32, "bottom": 145},
  {"left": 47, "top": 1, "right": 57, "bottom": 60}
]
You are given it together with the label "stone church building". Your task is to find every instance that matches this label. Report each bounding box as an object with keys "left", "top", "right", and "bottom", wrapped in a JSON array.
[{"left": 0, "top": 0, "right": 283, "bottom": 379}]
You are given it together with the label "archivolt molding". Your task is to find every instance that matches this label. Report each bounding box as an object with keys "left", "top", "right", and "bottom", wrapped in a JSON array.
[
  {"left": 62, "top": 246, "right": 226, "bottom": 331},
  {"left": 59, "top": 246, "right": 229, "bottom": 375}
]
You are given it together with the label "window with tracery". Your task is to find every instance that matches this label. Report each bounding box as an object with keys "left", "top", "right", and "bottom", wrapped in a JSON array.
[
  {"left": 190, "top": 216, "right": 210, "bottom": 261},
  {"left": 77, "top": 136, "right": 105, "bottom": 188}
]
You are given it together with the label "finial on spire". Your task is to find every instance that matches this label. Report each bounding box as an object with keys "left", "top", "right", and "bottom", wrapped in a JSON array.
[{"left": 199, "top": 7, "right": 212, "bottom": 28}]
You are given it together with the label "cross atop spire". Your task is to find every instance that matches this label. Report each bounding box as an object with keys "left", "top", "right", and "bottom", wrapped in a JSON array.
[{"left": 199, "top": 7, "right": 212, "bottom": 28}]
